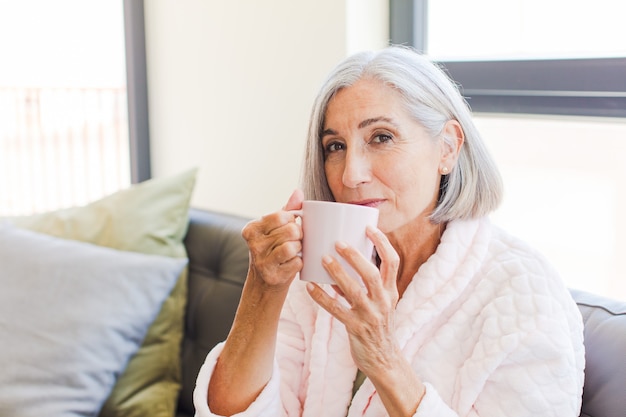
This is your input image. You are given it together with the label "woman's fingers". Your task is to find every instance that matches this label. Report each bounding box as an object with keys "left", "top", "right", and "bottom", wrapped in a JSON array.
[
  {"left": 283, "top": 188, "right": 304, "bottom": 211},
  {"left": 327, "top": 244, "right": 382, "bottom": 305},
  {"left": 329, "top": 228, "right": 399, "bottom": 303},
  {"left": 308, "top": 227, "right": 400, "bottom": 326},
  {"left": 366, "top": 226, "right": 400, "bottom": 294},
  {"left": 241, "top": 193, "right": 304, "bottom": 287},
  {"left": 306, "top": 281, "right": 351, "bottom": 322}
]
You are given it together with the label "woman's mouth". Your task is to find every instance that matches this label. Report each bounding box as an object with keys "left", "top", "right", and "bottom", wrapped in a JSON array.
[{"left": 348, "top": 199, "right": 385, "bottom": 208}]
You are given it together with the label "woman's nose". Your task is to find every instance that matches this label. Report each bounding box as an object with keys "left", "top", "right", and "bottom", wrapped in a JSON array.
[{"left": 342, "top": 148, "right": 371, "bottom": 188}]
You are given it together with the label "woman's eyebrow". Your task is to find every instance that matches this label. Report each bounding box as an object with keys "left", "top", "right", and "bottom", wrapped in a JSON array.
[
  {"left": 358, "top": 116, "right": 395, "bottom": 129},
  {"left": 321, "top": 117, "right": 396, "bottom": 138},
  {"left": 321, "top": 128, "right": 336, "bottom": 137}
]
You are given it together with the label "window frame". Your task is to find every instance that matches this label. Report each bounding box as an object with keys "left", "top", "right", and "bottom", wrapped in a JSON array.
[
  {"left": 123, "top": 0, "right": 151, "bottom": 183},
  {"left": 389, "top": 0, "right": 626, "bottom": 118}
]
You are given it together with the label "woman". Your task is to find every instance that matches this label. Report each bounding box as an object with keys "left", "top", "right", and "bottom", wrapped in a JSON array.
[{"left": 194, "top": 46, "right": 585, "bottom": 416}]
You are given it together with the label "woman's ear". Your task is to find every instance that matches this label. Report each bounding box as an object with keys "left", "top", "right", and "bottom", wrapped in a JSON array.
[{"left": 439, "top": 120, "right": 464, "bottom": 172}]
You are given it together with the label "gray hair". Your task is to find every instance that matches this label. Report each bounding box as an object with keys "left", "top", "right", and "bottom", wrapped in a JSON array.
[{"left": 301, "top": 45, "right": 503, "bottom": 223}]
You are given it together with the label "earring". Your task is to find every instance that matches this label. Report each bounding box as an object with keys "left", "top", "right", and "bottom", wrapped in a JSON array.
[{"left": 441, "top": 166, "right": 449, "bottom": 174}]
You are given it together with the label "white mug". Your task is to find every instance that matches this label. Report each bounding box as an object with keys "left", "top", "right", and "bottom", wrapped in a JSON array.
[{"left": 292, "top": 200, "right": 379, "bottom": 285}]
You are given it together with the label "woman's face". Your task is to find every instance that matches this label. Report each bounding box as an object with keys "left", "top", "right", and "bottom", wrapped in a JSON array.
[{"left": 322, "top": 78, "right": 447, "bottom": 234}]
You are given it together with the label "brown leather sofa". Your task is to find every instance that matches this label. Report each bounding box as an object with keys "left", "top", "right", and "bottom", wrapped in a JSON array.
[{"left": 176, "top": 208, "right": 626, "bottom": 417}]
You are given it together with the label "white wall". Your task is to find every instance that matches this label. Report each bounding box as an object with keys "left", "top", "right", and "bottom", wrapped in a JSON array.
[{"left": 144, "top": 0, "right": 388, "bottom": 218}]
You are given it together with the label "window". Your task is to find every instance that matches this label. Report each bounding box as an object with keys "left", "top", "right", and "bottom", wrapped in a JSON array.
[
  {"left": 0, "top": 0, "right": 149, "bottom": 216},
  {"left": 427, "top": 0, "right": 626, "bottom": 60},
  {"left": 391, "top": 0, "right": 626, "bottom": 118},
  {"left": 390, "top": 0, "right": 626, "bottom": 300},
  {"left": 478, "top": 115, "right": 626, "bottom": 300}
]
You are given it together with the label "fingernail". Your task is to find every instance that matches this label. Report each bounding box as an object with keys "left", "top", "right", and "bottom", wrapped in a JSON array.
[
  {"left": 335, "top": 241, "right": 348, "bottom": 249},
  {"left": 322, "top": 254, "right": 333, "bottom": 264},
  {"left": 306, "top": 282, "right": 315, "bottom": 292}
]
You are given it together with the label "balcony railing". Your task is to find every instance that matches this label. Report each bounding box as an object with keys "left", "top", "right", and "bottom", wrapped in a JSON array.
[{"left": 0, "top": 87, "right": 130, "bottom": 216}]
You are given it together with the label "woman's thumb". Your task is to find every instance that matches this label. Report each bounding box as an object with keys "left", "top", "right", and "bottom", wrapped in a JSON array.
[{"left": 283, "top": 189, "right": 304, "bottom": 211}]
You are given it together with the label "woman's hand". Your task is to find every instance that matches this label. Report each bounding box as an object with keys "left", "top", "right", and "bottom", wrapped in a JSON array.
[
  {"left": 208, "top": 190, "right": 305, "bottom": 415},
  {"left": 306, "top": 225, "right": 400, "bottom": 373},
  {"left": 306, "top": 226, "right": 425, "bottom": 416},
  {"left": 242, "top": 189, "right": 304, "bottom": 290}
]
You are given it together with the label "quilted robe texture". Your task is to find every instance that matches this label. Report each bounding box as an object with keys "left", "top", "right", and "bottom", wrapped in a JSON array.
[{"left": 194, "top": 218, "right": 585, "bottom": 417}]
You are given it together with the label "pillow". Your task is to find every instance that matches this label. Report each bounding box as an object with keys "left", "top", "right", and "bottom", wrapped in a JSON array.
[
  {"left": 0, "top": 225, "right": 187, "bottom": 417},
  {"left": 570, "top": 289, "right": 626, "bottom": 417},
  {"left": 8, "top": 168, "right": 197, "bottom": 417}
]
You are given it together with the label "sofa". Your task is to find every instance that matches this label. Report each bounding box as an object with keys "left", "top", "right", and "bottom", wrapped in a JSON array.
[
  {"left": 176, "top": 208, "right": 251, "bottom": 416},
  {"left": 2, "top": 161, "right": 623, "bottom": 417},
  {"left": 177, "top": 207, "right": 626, "bottom": 417}
]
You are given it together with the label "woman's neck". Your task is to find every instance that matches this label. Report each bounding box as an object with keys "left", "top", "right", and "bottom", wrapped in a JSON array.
[{"left": 386, "top": 219, "right": 445, "bottom": 299}]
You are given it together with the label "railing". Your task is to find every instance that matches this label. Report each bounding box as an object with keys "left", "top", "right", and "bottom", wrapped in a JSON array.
[{"left": 0, "top": 87, "right": 130, "bottom": 216}]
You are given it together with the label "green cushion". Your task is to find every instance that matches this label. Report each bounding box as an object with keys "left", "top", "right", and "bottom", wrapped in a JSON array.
[{"left": 9, "top": 168, "right": 198, "bottom": 417}]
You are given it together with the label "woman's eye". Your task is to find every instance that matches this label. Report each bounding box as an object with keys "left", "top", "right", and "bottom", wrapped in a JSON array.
[
  {"left": 371, "top": 133, "right": 392, "bottom": 144},
  {"left": 324, "top": 141, "right": 345, "bottom": 153}
]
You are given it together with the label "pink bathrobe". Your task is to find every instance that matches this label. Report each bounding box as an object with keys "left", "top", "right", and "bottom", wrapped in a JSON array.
[{"left": 194, "top": 217, "right": 585, "bottom": 417}]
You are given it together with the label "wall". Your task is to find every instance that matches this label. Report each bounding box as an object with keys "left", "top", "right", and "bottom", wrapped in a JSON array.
[{"left": 144, "top": 0, "right": 388, "bottom": 218}]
